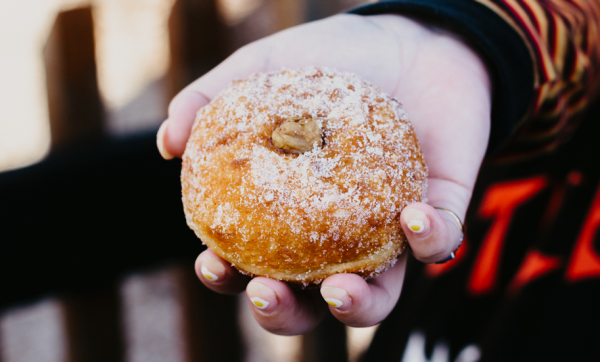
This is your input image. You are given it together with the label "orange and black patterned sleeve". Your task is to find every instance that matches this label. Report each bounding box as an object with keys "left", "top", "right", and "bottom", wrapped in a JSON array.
[{"left": 350, "top": 0, "right": 600, "bottom": 161}]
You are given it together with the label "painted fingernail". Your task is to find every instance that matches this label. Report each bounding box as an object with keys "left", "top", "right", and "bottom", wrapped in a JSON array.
[
  {"left": 403, "top": 208, "right": 429, "bottom": 235},
  {"left": 247, "top": 282, "right": 277, "bottom": 312},
  {"left": 200, "top": 257, "right": 225, "bottom": 282},
  {"left": 321, "top": 286, "right": 351, "bottom": 311},
  {"left": 157, "top": 120, "right": 174, "bottom": 160}
]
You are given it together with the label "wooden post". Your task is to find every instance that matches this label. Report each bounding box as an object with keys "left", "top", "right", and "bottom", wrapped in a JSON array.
[
  {"left": 306, "top": 0, "right": 370, "bottom": 20},
  {"left": 43, "top": 7, "right": 104, "bottom": 150},
  {"left": 167, "top": 0, "right": 229, "bottom": 98},
  {"left": 301, "top": 312, "right": 348, "bottom": 362},
  {"left": 224, "top": 0, "right": 308, "bottom": 54},
  {"left": 177, "top": 263, "right": 245, "bottom": 362},
  {"left": 119, "top": 263, "right": 244, "bottom": 362},
  {"left": 61, "top": 287, "right": 124, "bottom": 362},
  {"left": 167, "top": 0, "right": 310, "bottom": 99}
]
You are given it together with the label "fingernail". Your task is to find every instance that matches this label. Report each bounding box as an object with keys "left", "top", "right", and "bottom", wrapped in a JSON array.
[
  {"left": 403, "top": 208, "right": 429, "bottom": 235},
  {"left": 247, "top": 282, "right": 277, "bottom": 312},
  {"left": 201, "top": 257, "right": 225, "bottom": 282},
  {"left": 156, "top": 120, "right": 174, "bottom": 160},
  {"left": 321, "top": 286, "right": 351, "bottom": 311}
]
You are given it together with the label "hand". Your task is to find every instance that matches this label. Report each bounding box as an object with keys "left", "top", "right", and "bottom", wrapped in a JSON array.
[{"left": 157, "top": 14, "right": 491, "bottom": 334}]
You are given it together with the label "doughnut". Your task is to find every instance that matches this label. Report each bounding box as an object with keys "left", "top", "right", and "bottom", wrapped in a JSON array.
[{"left": 181, "top": 67, "right": 427, "bottom": 285}]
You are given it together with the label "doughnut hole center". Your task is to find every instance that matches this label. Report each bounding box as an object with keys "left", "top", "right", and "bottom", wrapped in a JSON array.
[{"left": 272, "top": 117, "right": 323, "bottom": 154}]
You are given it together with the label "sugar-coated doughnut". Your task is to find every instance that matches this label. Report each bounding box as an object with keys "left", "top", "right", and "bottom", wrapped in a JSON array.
[{"left": 181, "top": 67, "right": 427, "bottom": 285}]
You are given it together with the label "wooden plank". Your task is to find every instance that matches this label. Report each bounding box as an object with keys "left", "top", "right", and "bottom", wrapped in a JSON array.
[
  {"left": 167, "top": 0, "right": 229, "bottom": 97},
  {"left": 121, "top": 266, "right": 189, "bottom": 362},
  {"left": 43, "top": 7, "right": 104, "bottom": 149},
  {"left": 167, "top": 0, "right": 311, "bottom": 97},
  {"left": 347, "top": 325, "right": 378, "bottom": 362},
  {"left": 224, "top": 0, "right": 308, "bottom": 53},
  {"left": 0, "top": 298, "right": 68, "bottom": 362},
  {"left": 178, "top": 264, "right": 245, "bottom": 362},
  {"left": 300, "top": 312, "right": 348, "bottom": 362},
  {"left": 306, "top": 0, "right": 371, "bottom": 20},
  {"left": 61, "top": 287, "right": 124, "bottom": 362},
  {"left": 273, "top": 0, "right": 307, "bottom": 29},
  {"left": 238, "top": 294, "right": 302, "bottom": 362},
  {"left": 120, "top": 263, "right": 243, "bottom": 362}
]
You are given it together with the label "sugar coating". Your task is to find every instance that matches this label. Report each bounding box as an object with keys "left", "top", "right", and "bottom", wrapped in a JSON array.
[{"left": 181, "top": 67, "right": 428, "bottom": 284}]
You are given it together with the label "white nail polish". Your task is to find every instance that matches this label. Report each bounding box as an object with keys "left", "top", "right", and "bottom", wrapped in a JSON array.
[
  {"left": 408, "top": 220, "right": 425, "bottom": 233},
  {"left": 325, "top": 298, "right": 343, "bottom": 308},
  {"left": 201, "top": 266, "right": 219, "bottom": 281},
  {"left": 250, "top": 297, "right": 270, "bottom": 309}
]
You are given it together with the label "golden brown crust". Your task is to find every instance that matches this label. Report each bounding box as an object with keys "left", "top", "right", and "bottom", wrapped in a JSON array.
[{"left": 181, "top": 67, "right": 427, "bottom": 285}]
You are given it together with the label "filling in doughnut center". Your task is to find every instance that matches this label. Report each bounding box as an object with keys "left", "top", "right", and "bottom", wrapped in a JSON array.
[{"left": 272, "top": 117, "right": 323, "bottom": 154}]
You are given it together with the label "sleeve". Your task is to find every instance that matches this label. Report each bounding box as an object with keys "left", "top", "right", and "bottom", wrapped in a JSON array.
[{"left": 349, "top": 0, "right": 600, "bottom": 161}]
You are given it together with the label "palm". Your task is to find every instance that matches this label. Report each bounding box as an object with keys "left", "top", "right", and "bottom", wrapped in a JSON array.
[
  {"left": 159, "top": 14, "right": 490, "bottom": 334},
  {"left": 263, "top": 15, "right": 490, "bottom": 221}
]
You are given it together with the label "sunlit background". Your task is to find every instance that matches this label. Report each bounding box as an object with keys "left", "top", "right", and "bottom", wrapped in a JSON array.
[
  {"left": 1, "top": 0, "right": 173, "bottom": 171},
  {"left": 0, "top": 0, "right": 373, "bottom": 172}
]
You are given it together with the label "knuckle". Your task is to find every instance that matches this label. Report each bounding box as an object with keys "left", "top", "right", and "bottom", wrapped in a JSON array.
[
  {"left": 413, "top": 238, "right": 447, "bottom": 262},
  {"left": 259, "top": 318, "right": 299, "bottom": 336},
  {"left": 429, "top": 239, "right": 448, "bottom": 257},
  {"left": 335, "top": 312, "right": 378, "bottom": 328},
  {"left": 231, "top": 43, "right": 260, "bottom": 60}
]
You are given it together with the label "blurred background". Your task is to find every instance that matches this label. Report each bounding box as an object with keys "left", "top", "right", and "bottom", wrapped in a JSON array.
[
  {"left": 0, "top": 0, "right": 379, "bottom": 361},
  {"left": 0, "top": 0, "right": 376, "bottom": 172}
]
